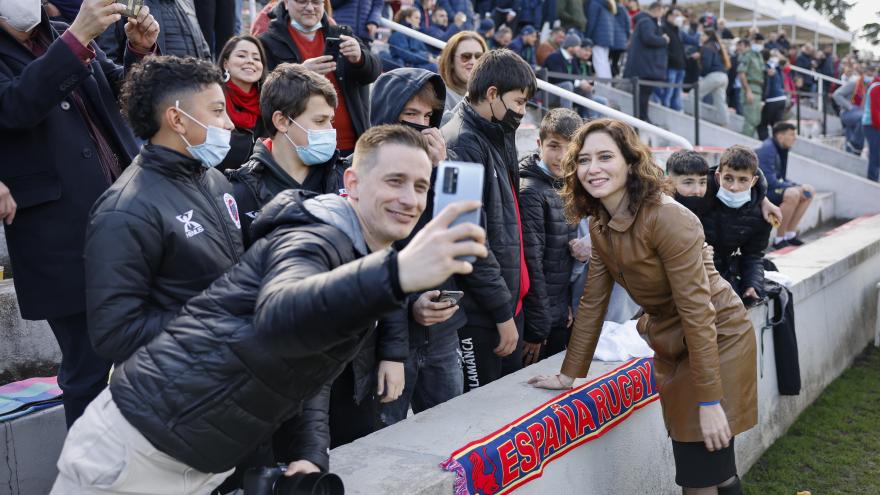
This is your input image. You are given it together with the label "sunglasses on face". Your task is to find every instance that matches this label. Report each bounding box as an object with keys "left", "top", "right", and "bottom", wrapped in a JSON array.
[
  {"left": 292, "top": 0, "right": 323, "bottom": 7},
  {"left": 459, "top": 52, "right": 483, "bottom": 62}
]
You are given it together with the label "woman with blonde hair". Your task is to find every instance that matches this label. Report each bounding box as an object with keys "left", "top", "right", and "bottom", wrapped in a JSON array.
[
  {"left": 437, "top": 30, "right": 488, "bottom": 122},
  {"left": 530, "top": 119, "right": 757, "bottom": 495}
]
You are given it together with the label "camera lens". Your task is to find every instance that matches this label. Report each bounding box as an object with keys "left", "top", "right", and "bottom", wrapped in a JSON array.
[{"left": 276, "top": 472, "right": 344, "bottom": 495}]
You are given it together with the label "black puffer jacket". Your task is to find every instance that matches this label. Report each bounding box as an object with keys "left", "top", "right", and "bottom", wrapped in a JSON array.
[
  {"left": 519, "top": 154, "right": 577, "bottom": 342},
  {"left": 110, "top": 191, "right": 407, "bottom": 473},
  {"left": 85, "top": 144, "right": 244, "bottom": 363},
  {"left": 441, "top": 100, "right": 517, "bottom": 327},
  {"left": 227, "top": 140, "right": 345, "bottom": 246},
  {"left": 259, "top": 4, "right": 381, "bottom": 139},
  {"left": 702, "top": 167, "right": 772, "bottom": 297}
]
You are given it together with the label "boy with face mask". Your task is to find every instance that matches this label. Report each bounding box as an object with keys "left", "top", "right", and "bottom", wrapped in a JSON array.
[
  {"left": 442, "top": 49, "right": 537, "bottom": 389},
  {"left": 669, "top": 147, "right": 771, "bottom": 304},
  {"left": 85, "top": 56, "right": 244, "bottom": 365},
  {"left": 228, "top": 63, "right": 344, "bottom": 246}
]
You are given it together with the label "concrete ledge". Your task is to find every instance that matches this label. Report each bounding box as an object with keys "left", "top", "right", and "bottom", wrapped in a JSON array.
[
  {"left": 0, "top": 280, "right": 59, "bottom": 384},
  {"left": 330, "top": 203, "right": 880, "bottom": 494},
  {"left": 0, "top": 405, "right": 66, "bottom": 495}
]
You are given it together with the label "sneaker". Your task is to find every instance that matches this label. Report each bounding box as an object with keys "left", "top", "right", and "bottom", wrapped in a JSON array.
[
  {"left": 787, "top": 236, "right": 804, "bottom": 246},
  {"left": 772, "top": 239, "right": 790, "bottom": 250}
]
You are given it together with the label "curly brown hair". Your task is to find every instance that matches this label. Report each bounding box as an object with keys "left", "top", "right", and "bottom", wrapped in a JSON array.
[{"left": 560, "top": 119, "right": 665, "bottom": 223}]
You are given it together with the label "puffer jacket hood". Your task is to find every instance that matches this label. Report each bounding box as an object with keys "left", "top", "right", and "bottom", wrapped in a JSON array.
[
  {"left": 370, "top": 68, "right": 447, "bottom": 127},
  {"left": 252, "top": 190, "right": 367, "bottom": 255}
]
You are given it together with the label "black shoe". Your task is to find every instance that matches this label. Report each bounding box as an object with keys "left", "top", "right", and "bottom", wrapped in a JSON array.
[
  {"left": 772, "top": 239, "right": 790, "bottom": 250},
  {"left": 787, "top": 236, "right": 804, "bottom": 246}
]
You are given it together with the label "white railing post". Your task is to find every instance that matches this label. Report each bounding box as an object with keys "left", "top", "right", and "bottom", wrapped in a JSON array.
[
  {"left": 818, "top": 78, "right": 824, "bottom": 116},
  {"left": 377, "top": 18, "right": 694, "bottom": 150}
]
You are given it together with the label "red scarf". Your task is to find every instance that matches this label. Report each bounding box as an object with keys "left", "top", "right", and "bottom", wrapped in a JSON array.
[
  {"left": 853, "top": 78, "right": 867, "bottom": 107},
  {"left": 224, "top": 80, "right": 260, "bottom": 130}
]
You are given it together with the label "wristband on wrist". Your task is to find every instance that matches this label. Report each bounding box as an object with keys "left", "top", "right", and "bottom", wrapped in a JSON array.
[{"left": 699, "top": 400, "right": 721, "bottom": 407}]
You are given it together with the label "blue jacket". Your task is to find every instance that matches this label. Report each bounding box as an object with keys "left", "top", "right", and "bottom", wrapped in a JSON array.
[
  {"left": 543, "top": 49, "right": 582, "bottom": 84},
  {"left": 764, "top": 66, "right": 785, "bottom": 100},
  {"left": 330, "top": 0, "right": 384, "bottom": 39},
  {"left": 437, "top": 0, "right": 476, "bottom": 30},
  {"left": 700, "top": 43, "right": 726, "bottom": 76},
  {"left": 680, "top": 27, "right": 700, "bottom": 48},
  {"left": 517, "top": 0, "right": 545, "bottom": 29},
  {"left": 612, "top": 4, "right": 630, "bottom": 50},
  {"left": 756, "top": 138, "right": 796, "bottom": 191},
  {"left": 623, "top": 12, "right": 668, "bottom": 80},
  {"left": 508, "top": 36, "right": 537, "bottom": 66},
  {"left": 585, "top": 0, "right": 617, "bottom": 48},
  {"left": 389, "top": 30, "right": 433, "bottom": 66},
  {"left": 425, "top": 22, "right": 461, "bottom": 43}
]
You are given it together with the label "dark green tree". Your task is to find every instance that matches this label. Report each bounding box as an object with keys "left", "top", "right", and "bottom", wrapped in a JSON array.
[
  {"left": 862, "top": 13, "right": 880, "bottom": 46},
  {"left": 789, "top": 0, "right": 851, "bottom": 30}
]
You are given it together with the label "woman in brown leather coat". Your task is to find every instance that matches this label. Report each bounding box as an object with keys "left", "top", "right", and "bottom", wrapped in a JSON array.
[{"left": 530, "top": 119, "right": 757, "bottom": 495}]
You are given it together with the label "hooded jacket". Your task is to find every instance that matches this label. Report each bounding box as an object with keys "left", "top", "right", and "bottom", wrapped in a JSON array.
[
  {"left": 110, "top": 191, "right": 407, "bottom": 473},
  {"left": 623, "top": 12, "right": 669, "bottom": 81},
  {"left": 442, "top": 100, "right": 519, "bottom": 327},
  {"left": 85, "top": 144, "right": 244, "bottom": 364},
  {"left": 519, "top": 154, "right": 577, "bottom": 342},
  {"left": 227, "top": 140, "right": 345, "bottom": 246},
  {"left": 370, "top": 68, "right": 467, "bottom": 347},
  {"left": 259, "top": 4, "right": 381, "bottom": 139}
]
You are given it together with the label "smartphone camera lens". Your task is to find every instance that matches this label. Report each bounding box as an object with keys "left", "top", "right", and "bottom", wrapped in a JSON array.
[{"left": 443, "top": 167, "right": 458, "bottom": 194}]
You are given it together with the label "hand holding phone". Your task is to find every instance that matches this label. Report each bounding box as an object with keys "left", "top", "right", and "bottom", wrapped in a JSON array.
[
  {"left": 413, "top": 290, "right": 461, "bottom": 326},
  {"left": 123, "top": 0, "right": 144, "bottom": 17}
]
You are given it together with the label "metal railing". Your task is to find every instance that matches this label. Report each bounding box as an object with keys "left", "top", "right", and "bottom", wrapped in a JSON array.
[
  {"left": 787, "top": 64, "right": 843, "bottom": 118},
  {"left": 543, "top": 71, "right": 703, "bottom": 145},
  {"left": 378, "top": 18, "right": 694, "bottom": 150}
]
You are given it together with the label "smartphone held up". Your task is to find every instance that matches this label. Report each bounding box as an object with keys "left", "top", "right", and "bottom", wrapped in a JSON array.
[
  {"left": 123, "top": 0, "right": 144, "bottom": 17},
  {"left": 432, "top": 161, "right": 484, "bottom": 263}
]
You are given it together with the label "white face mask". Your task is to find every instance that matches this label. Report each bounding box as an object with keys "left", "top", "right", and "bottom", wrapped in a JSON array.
[
  {"left": 673, "top": 16, "right": 684, "bottom": 28},
  {"left": 716, "top": 186, "right": 752, "bottom": 209},
  {"left": 0, "top": 0, "right": 41, "bottom": 33}
]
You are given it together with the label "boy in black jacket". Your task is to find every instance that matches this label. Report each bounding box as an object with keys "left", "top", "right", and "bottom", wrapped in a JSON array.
[
  {"left": 668, "top": 147, "right": 772, "bottom": 305},
  {"left": 442, "top": 49, "right": 537, "bottom": 390},
  {"left": 705, "top": 145, "right": 772, "bottom": 304},
  {"left": 520, "top": 108, "right": 581, "bottom": 365}
]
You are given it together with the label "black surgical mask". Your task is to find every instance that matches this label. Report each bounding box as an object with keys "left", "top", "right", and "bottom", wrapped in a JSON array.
[
  {"left": 674, "top": 192, "right": 708, "bottom": 217},
  {"left": 400, "top": 120, "right": 432, "bottom": 133},
  {"left": 491, "top": 96, "right": 524, "bottom": 133}
]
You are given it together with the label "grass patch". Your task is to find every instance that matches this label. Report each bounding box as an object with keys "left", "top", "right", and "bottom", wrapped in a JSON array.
[{"left": 744, "top": 347, "right": 880, "bottom": 495}]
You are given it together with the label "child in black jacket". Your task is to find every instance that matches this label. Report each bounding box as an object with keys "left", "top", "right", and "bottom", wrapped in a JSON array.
[{"left": 668, "top": 147, "right": 772, "bottom": 305}]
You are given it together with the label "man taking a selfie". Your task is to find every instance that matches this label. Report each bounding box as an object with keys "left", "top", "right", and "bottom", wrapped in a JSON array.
[{"left": 51, "top": 125, "right": 488, "bottom": 494}]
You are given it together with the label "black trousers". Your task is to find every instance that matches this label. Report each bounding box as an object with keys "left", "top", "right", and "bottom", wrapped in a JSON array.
[
  {"left": 458, "top": 312, "right": 524, "bottom": 392},
  {"left": 637, "top": 79, "right": 660, "bottom": 124},
  {"left": 194, "top": 0, "right": 236, "bottom": 56},
  {"left": 758, "top": 99, "right": 786, "bottom": 141},
  {"left": 328, "top": 364, "right": 379, "bottom": 448},
  {"left": 46, "top": 312, "right": 112, "bottom": 428}
]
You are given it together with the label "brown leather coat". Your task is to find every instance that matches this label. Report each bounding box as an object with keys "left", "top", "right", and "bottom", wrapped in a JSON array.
[{"left": 561, "top": 194, "right": 757, "bottom": 442}]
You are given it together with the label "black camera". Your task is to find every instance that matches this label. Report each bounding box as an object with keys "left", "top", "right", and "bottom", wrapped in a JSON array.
[{"left": 242, "top": 465, "right": 344, "bottom": 495}]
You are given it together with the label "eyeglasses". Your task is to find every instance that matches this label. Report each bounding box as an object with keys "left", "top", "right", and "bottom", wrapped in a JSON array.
[
  {"left": 292, "top": 0, "right": 324, "bottom": 7},
  {"left": 458, "top": 52, "right": 483, "bottom": 62}
]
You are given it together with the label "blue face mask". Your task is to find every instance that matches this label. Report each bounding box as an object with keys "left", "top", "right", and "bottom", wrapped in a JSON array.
[
  {"left": 716, "top": 185, "right": 751, "bottom": 209},
  {"left": 536, "top": 159, "right": 554, "bottom": 177},
  {"left": 284, "top": 117, "right": 337, "bottom": 165},
  {"left": 175, "top": 101, "right": 231, "bottom": 168},
  {"left": 290, "top": 17, "right": 321, "bottom": 33}
]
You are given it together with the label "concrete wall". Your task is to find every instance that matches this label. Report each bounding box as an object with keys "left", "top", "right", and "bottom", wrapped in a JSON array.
[
  {"left": 0, "top": 281, "right": 60, "bottom": 384},
  {"left": 594, "top": 84, "right": 880, "bottom": 219},
  {"left": 329, "top": 214, "right": 880, "bottom": 494},
  {"left": 0, "top": 406, "right": 66, "bottom": 495}
]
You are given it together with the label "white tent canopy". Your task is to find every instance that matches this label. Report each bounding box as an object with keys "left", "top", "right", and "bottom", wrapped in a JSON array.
[{"left": 674, "top": 0, "right": 853, "bottom": 44}]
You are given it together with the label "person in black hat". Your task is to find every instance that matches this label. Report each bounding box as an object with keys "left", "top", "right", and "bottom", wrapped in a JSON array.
[{"left": 478, "top": 18, "right": 496, "bottom": 44}]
